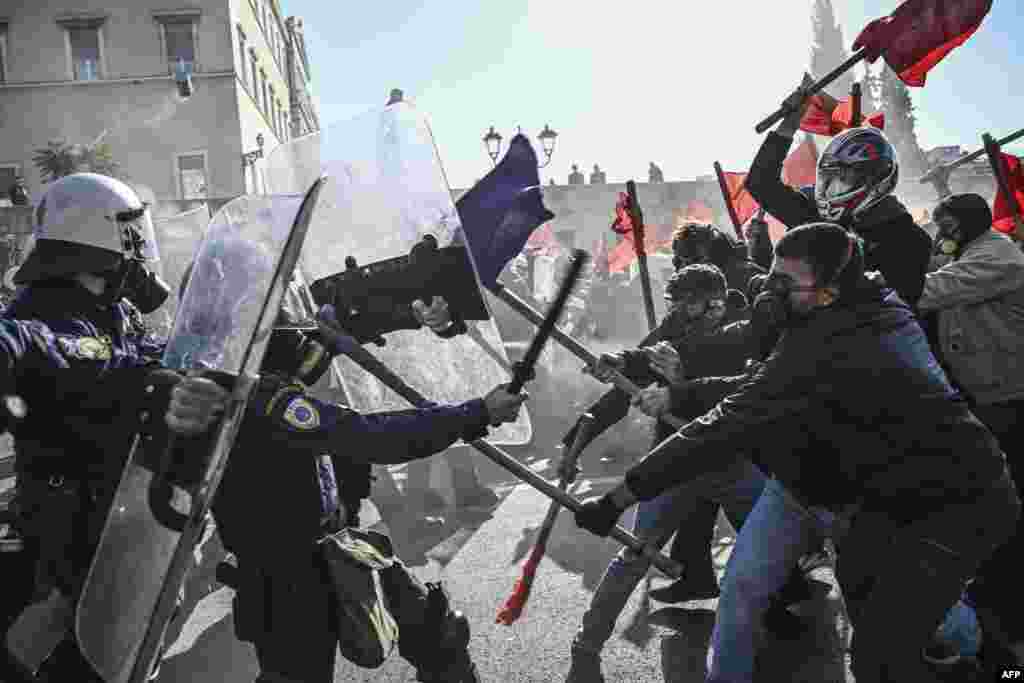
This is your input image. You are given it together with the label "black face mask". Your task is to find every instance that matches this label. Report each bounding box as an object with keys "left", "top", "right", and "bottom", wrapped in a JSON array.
[
  {"left": 95, "top": 261, "right": 171, "bottom": 314},
  {"left": 751, "top": 275, "right": 801, "bottom": 331}
]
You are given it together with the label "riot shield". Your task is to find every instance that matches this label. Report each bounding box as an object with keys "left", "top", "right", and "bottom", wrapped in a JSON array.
[
  {"left": 149, "top": 204, "right": 210, "bottom": 337},
  {"left": 76, "top": 178, "right": 326, "bottom": 683},
  {"left": 265, "top": 101, "right": 531, "bottom": 445}
]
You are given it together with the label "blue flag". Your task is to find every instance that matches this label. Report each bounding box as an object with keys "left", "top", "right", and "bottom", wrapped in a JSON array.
[{"left": 456, "top": 134, "right": 555, "bottom": 289}]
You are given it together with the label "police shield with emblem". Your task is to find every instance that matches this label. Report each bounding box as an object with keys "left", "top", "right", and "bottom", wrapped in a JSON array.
[
  {"left": 75, "top": 178, "right": 326, "bottom": 683},
  {"left": 265, "top": 98, "right": 530, "bottom": 445}
]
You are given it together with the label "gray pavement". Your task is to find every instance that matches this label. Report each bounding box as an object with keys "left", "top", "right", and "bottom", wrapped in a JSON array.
[{"left": 157, "top": 476, "right": 853, "bottom": 682}]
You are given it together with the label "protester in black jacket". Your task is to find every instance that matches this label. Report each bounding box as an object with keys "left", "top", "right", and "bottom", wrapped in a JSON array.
[
  {"left": 576, "top": 223, "right": 1019, "bottom": 683},
  {"left": 745, "top": 77, "right": 932, "bottom": 308}
]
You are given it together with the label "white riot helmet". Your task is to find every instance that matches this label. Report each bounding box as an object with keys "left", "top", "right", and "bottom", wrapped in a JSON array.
[
  {"left": 15, "top": 173, "right": 170, "bottom": 312},
  {"left": 815, "top": 127, "right": 899, "bottom": 225}
]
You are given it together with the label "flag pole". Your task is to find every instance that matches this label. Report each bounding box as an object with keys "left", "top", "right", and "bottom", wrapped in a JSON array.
[
  {"left": 850, "top": 81, "right": 863, "bottom": 127},
  {"left": 756, "top": 48, "right": 868, "bottom": 133},
  {"left": 626, "top": 180, "right": 657, "bottom": 333},
  {"left": 983, "top": 133, "right": 1024, "bottom": 240},
  {"left": 921, "top": 126, "right": 1024, "bottom": 199},
  {"left": 713, "top": 161, "right": 745, "bottom": 241}
]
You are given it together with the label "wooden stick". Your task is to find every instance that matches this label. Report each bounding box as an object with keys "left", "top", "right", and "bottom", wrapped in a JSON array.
[
  {"left": 756, "top": 49, "right": 867, "bottom": 133},
  {"left": 714, "top": 161, "right": 744, "bottom": 241}
]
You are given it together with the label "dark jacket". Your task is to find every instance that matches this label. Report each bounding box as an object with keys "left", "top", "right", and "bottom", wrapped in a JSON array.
[
  {"left": 562, "top": 313, "right": 759, "bottom": 450},
  {"left": 747, "top": 131, "right": 933, "bottom": 306},
  {"left": 214, "top": 373, "right": 491, "bottom": 559},
  {"left": 626, "top": 280, "right": 1007, "bottom": 523}
]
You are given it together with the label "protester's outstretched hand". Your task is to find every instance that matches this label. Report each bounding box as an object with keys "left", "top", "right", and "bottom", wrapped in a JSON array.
[
  {"left": 483, "top": 384, "right": 528, "bottom": 426},
  {"left": 632, "top": 385, "right": 671, "bottom": 419},
  {"left": 412, "top": 296, "right": 453, "bottom": 334},
  {"left": 166, "top": 375, "right": 227, "bottom": 436},
  {"left": 584, "top": 351, "right": 625, "bottom": 383},
  {"left": 644, "top": 342, "right": 684, "bottom": 385}
]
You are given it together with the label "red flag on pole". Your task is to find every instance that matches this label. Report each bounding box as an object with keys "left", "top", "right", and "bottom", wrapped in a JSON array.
[
  {"left": 992, "top": 153, "right": 1024, "bottom": 235},
  {"left": 852, "top": 0, "right": 993, "bottom": 86},
  {"left": 607, "top": 225, "right": 674, "bottom": 273},
  {"left": 721, "top": 172, "right": 761, "bottom": 226},
  {"left": 611, "top": 192, "right": 634, "bottom": 235},
  {"left": 782, "top": 136, "right": 819, "bottom": 189},
  {"left": 525, "top": 222, "right": 559, "bottom": 255},
  {"left": 801, "top": 93, "right": 886, "bottom": 136}
]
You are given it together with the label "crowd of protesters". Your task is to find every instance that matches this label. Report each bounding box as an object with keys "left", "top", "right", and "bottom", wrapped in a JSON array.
[{"left": 552, "top": 77, "right": 1024, "bottom": 683}]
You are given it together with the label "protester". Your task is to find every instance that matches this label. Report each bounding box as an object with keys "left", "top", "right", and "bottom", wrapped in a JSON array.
[
  {"left": 917, "top": 192, "right": 1024, "bottom": 669},
  {"left": 564, "top": 264, "right": 768, "bottom": 683},
  {"left": 575, "top": 222, "right": 1020, "bottom": 683},
  {"left": 747, "top": 74, "right": 932, "bottom": 308}
]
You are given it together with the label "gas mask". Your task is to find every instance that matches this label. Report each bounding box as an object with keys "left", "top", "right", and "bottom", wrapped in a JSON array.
[
  {"left": 95, "top": 260, "right": 171, "bottom": 313},
  {"left": 662, "top": 294, "right": 726, "bottom": 339}
]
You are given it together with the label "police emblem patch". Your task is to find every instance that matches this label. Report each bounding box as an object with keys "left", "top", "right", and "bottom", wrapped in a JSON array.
[
  {"left": 57, "top": 336, "right": 112, "bottom": 361},
  {"left": 282, "top": 396, "right": 321, "bottom": 430}
]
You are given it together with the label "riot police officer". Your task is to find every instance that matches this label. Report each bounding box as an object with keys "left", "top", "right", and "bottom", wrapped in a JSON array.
[{"left": 0, "top": 172, "right": 210, "bottom": 681}]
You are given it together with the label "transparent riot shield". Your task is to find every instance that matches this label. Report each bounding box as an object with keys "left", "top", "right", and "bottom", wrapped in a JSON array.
[
  {"left": 265, "top": 101, "right": 531, "bottom": 445},
  {"left": 76, "top": 182, "right": 325, "bottom": 683},
  {"left": 149, "top": 204, "right": 210, "bottom": 337}
]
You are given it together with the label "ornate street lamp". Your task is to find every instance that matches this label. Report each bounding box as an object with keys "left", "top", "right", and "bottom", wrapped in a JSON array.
[
  {"left": 482, "top": 125, "right": 558, "bottom": 167},
  {"left": 483, "top": 126, "right": 503, "bottom": 164},
  {"left": 537, "top": 124, "right": 558, "bottom": 168}
]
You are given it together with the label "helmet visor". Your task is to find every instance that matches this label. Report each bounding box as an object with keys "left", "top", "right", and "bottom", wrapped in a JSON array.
[
  {"left": 118, "top": 208, "right": 160, "bottom": 263},
  {"left": 817, "top": 164, "right": 862, "bottom": 203}
]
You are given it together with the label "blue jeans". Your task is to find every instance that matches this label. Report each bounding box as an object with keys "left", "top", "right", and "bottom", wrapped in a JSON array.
[
  {"left": 708, "top": 478, "right": 849, "bottom": 683},
  {"left": 574, "top": 459, "right": 766, "bottom": 654}
]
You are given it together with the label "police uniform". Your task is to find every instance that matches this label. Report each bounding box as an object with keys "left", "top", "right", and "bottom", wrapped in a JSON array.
[
  {"left": 212, "top": 328, "right": 489, "bottom": 683},
  {"left": 1, "top": 280, "right": 166, "bottom": 681}
]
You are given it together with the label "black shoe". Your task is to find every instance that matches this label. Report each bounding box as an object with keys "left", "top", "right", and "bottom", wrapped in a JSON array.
[{"left": 648, "top": 573, "right": 721, "bottom": 604}]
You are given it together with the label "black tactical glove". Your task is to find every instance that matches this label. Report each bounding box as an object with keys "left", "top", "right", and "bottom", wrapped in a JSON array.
[{"left": 575, "top": 494, "right": 624, "bottom": 537}]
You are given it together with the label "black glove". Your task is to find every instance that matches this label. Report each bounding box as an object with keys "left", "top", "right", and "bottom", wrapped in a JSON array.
[{"left": 575, "top": 494, "right": 624, "bottom": 537}]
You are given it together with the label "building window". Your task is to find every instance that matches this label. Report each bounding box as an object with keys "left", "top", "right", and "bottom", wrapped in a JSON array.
[
  {"left": 249, "top": 49, "right": 258, "bottom": 102},
  {"left": 261, "top": 70, "right": 269, "bottom": 116},
  {"left": 177, "top": 152, "right": 208, "bottom": 200},
  {"left": 269, "top": 84, "right": 276, "bottom": 130},
  {"left": 158, "top": 16, "right": 198, "bottom": 75},
  {"left": 0, "top": 23, "right": 8, "bottom": 84},
  {"left": 236, "top": 26, "right": 247, "bottom": 90},
  {"left": 63, "top": 21, "right": 105, "bottom": 81}
]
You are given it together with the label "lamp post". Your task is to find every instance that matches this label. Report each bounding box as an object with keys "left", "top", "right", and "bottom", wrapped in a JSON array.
[{"left": 482, "top": 125, "right": 558, "bottom": 167}]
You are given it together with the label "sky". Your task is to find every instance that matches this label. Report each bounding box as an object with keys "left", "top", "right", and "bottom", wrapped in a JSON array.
[{"left": 284, "top": 0, "right": 1024, "bottom": 190}]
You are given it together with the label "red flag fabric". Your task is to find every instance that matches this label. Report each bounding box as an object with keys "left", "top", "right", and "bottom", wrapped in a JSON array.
[
  {"left": 524, "top": 222, "right": 559, "bottom": 255},
  {"left": 611, "top": 192, "right": 633, "bottom": 235},
  {"left": 992, "top": 153, "right": 1024, "bottom": 235},
  {"left": 801, "top": 93, "right": 886, "bottom": 136},
  {"left": 782, "top": 136, "right": 819, "bottom": 189},
  {"left": 677, "top": 199, "right": 715, "bottom": 224},
  {"left": 852, "top": 0, "right": 993, "bottom": 86},
  {"left": 722, "top": 172, "right": 761, "bottom": 226},
  {"left": 607, "top": 225, "right": 674, "bottom": 273}
]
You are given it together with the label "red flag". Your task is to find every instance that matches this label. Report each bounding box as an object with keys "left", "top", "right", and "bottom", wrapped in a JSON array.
[
  {"left": 722, "top": 172, "right": 761, "bottom": 226},
  {"left": 782, "top": 136, "right": 819, "bottom": 189},
  {"left": 852, "top": 0, "right": 993, "bottom": 86},
  {"left": 525, "top": 222, "right": 559, "bottom": 255},
  {"left": 677, "top": 199, "right": 715, "bottom": 224},
  {"left": 607, "top": 225, "right": 674, "bottom": 274},
  {"left": 801, "top": 93, "right": 886, "bottom": 136},
  {"left": 611, "top": 192, "right": 633, "bottom": 235},
  {"left": 992, "top": 153, "right": 1024, "bottom": 235}
]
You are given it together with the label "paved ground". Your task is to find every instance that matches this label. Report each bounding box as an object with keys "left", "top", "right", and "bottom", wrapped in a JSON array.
[{"left": 156, "top": 454, "right": 853, "bottom": 683}]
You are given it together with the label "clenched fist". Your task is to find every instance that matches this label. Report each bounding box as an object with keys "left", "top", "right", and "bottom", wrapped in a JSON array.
[
  {"left": 632, "top": 385, "right": 672, "bottom": 419},
  {"left": 483, "top": 384, "right": 528, "bottom": 426},
  {"left": 643, "top": 342, "right": 684, "bottom": 386}
]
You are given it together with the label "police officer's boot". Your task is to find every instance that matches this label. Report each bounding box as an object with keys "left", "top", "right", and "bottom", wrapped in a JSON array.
[{"left": 415, "top": 582, "right": 480, "bottom": 683}]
